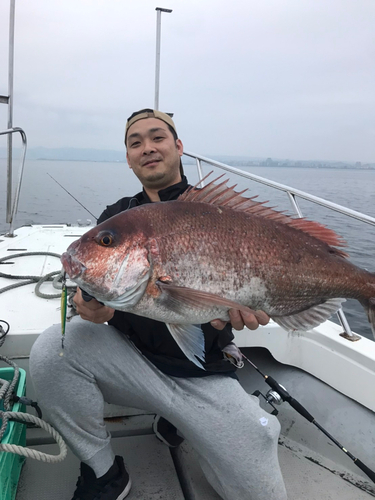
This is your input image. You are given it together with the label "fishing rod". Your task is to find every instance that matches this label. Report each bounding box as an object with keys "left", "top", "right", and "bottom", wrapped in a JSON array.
[
  {"left": 47, "top": 173, "right": 97, "bottom": 221},
  {"left": 241, "top": 351, "right": 375, "bottom": 484}
]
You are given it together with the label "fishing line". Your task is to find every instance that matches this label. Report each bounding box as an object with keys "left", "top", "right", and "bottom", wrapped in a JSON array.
[
  {"left": 241, "top": 351, "right": 375, "bottom": 484},
  {"left": 47, "top": 173, "right": 97, "bottom": 220}
]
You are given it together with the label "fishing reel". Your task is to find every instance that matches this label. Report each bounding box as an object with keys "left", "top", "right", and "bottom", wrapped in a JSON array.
[{"left": 252, "top": 387, "right": 285, "bottom": 416}]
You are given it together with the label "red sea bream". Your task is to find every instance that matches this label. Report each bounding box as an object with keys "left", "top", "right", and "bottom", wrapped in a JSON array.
[{"left": 61, "top": 177, "right": 375, "bottom": 368}]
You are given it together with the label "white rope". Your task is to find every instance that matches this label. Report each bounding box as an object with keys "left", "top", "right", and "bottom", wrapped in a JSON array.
[
  {"left": 0, "top": 411, "right": 68, "bottom": 463},
  {"left": 0, "top": 251, "right": 76, "bottom": 299},
  {"left": 1, "top": 279, "right": 69, "bottom": 464}
]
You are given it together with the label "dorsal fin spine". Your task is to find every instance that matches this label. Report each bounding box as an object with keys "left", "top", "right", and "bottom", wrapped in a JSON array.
[
  {"left": 209, "top": 183, "right": 236, "bottom": 204},
  {"left": 201, "top": 180, "right": 229, "bottom": 203},
  {"left": 211, "top": 183, "right": 237, "bottom": 203},
  {"left": 178, "top": 174, "right": 347, "bottom": 251},
  {"left": 230, "top": 196, "right": 258, "bottom": 210},
  {"left": 219, "top": 188, "right": 247, "bottom": 207},
  {"left": 186, "top": 174, "right": 225, "bottom": 202}
]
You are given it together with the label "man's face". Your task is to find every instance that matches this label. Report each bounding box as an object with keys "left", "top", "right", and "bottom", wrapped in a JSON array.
[{"left": 126, "top": 117, "right": 183, "bottom": 190}]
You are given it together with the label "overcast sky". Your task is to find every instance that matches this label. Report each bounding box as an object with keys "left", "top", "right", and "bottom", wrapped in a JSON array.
[{"left": 0, "top": 0, "right": 374, "bottom": 162}]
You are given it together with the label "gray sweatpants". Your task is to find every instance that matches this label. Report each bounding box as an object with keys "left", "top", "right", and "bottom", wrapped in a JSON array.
[{"left": 29, "top": 317, "right": 287, "bottom": 500}]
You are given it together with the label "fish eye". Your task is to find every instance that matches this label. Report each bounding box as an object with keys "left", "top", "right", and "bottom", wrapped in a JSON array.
[
  {"left": 96, "top": 232, "right": 115, "bottom": 247},
  {"left": 101, "top": 235, "right": 112, "bottom": 246}
]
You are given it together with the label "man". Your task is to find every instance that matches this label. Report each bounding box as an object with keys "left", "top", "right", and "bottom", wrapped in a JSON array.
[{"left": 30, "top": 109, "right": 287, "bottom": 500}]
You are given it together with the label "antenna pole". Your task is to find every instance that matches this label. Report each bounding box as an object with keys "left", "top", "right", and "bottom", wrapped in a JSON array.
[
  {"left": 154, "top": 7, "right": 172, "bottom": 110},
  {"left": 6, "top": 0, "right": 16, "bottom": 223}
]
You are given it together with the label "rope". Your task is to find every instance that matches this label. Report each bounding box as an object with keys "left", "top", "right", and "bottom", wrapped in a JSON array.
[
  {"left": 0, "top": 360, "right": 19, "bottom": 410},
  {"left": 0, "top": 251, "right": 76, "bottom": 299},
  {"left": 34, "top": 271, "right": 62, "bottom": 299},
  {"left": 0, "top": 406, "right": 9, "bottom": 439},
  {"left": 0, "top": 321, "right": 20, "bottom": 415},
  {"left": 0, "top": 319, "right": 68, "bottom": 463},
  {"left": 0, "top": 412, "right": 68, "bottom": 463}
]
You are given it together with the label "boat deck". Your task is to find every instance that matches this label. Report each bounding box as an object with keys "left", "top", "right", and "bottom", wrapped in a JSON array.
[{"left": 16, "top": 412, "right": 374, "bottom": 500}]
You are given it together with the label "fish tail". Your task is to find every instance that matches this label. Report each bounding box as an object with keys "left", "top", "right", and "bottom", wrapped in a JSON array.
[{"left": 360, "top": 298, "right": 375, "bottom": 340}]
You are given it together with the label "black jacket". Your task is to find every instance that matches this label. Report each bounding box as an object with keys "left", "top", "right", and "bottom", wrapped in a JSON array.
[{"left": 97, "top": 176, "right": 237, "bottom": 378}]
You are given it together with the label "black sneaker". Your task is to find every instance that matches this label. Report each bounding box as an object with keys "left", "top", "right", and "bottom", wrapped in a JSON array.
[
  {"left": 71, "top": 455, "right": 131, "bottom": 500},
  {"left": 153, "top": 415, "right": 184, "bottom": 448}
]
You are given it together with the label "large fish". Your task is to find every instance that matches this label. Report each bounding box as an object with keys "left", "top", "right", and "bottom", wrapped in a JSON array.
[{"left": 61, "top": 176, "right": 375, "bottom": 368}]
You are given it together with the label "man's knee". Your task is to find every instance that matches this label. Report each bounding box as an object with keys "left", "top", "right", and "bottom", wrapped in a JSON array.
[
  {"left": 29, "top": 319, "right": 116, "bottom": 386},
  {"left": 30, "top": 324, "right": 60, "bottom": 369},
  {"left": 262, "top": 411, "right": 282, "bottom": 443},
  {"left": 29, "top": 324, "right": 63, "bottom": 399},
  {"left": 30, "top": 320, "right": 91, "bottom": 382}
]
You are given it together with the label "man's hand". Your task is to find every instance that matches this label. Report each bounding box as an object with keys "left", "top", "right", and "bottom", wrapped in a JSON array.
[
  {"left": 73, "top": 288, "right": 115, "bottom": 324},
  {"left": 211, "top": 309, "right": 269, "bottom": 331}
]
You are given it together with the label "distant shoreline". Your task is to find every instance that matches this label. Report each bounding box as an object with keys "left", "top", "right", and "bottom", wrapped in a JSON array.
[
  {"left": 13, "top": 158, "right": 375, "bottom": 171},
  {"left": 1, "top": 157, "right": 374, "bottom": 171}
]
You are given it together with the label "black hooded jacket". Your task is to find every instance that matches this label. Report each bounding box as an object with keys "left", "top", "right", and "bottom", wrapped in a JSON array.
[{"left": 97, "top": 176, "right": 237, "bottom": 378}]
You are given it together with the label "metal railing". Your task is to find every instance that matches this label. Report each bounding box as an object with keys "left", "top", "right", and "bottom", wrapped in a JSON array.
[
  {"left": 1, "top": 1, "right": 27, "bottom": 237},
  {"left": 0, "top": 127, "right": 28, "bottom": 237},
  {"left": 184, "top": 151, "right": 375, "bottom": 226},
  {"left": 184, "top": 150, "right": 375, "bottom": 341}
]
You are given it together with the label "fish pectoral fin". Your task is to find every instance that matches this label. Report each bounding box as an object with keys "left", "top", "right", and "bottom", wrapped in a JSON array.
[
  {"left": 273, "top": 298, "right": 346, "bottom": 331},
  {"left": 156, "top": 281, "right": 263, "bottom": 319},
  {"left": 166, "top": 323, "right": 206, "bottom": 370}
]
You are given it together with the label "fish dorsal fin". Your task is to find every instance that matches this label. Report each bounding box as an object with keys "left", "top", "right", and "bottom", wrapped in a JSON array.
[{"left": 179, "top": 173, "right": 347, "bottom": 256}]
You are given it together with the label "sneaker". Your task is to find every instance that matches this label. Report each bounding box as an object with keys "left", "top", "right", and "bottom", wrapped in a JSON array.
[
  {"left": 71, "top": 455, "right": 131, "bottom": 500},
  {"left": 153, "top": 415, "right": 184, "bottom": 448}
]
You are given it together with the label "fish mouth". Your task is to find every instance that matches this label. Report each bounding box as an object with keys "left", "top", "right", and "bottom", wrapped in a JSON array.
[{"left": 61, "top": 252, "right": 86, "bottom": 280}]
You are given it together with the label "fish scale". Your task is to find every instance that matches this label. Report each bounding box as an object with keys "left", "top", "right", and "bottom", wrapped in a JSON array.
[{"left": 150, "top": 204, "right": 357, "bottom": 311}]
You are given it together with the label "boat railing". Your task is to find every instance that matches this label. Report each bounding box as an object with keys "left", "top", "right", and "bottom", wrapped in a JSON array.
[
  {"left": 0, "top": 127, "right": 28, "bottom": 237},
  {"left": 184, "top": 150, "right": 375, "bottom": 342}
]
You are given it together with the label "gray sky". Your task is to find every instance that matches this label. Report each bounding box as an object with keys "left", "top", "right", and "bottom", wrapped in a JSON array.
[{"left": 1, "top": 0, "right": 374, "bottom": 162}]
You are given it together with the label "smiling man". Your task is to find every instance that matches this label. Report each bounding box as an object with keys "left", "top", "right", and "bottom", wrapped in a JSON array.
[
  {"left": 125, "top": 111, "right": 183, "bottom": 197},
  {"left": 29, "top": 109, "right": 286, "bottom": 500}
]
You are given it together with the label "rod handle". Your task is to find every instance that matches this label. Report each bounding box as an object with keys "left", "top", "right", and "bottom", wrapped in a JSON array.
[
  {"left": 288, "top": 397, "right": 315, "bottom": 422},
  {"left": 266, "top": 376, "right": 314, "bottom": 422},
  {"left": 355, "top": 459, "right": 375, "bottom": 484}
]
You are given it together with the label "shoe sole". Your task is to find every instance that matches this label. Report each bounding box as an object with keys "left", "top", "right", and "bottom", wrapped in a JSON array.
[
  {"left": 153, "top": 416, "right": 184, "bottom": 448},
  {"left": 117, "top": 478, "right": 132, "bottom": 499},
  {"left": 153, "top": 417, "right": 173, "bottom": 447}
]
